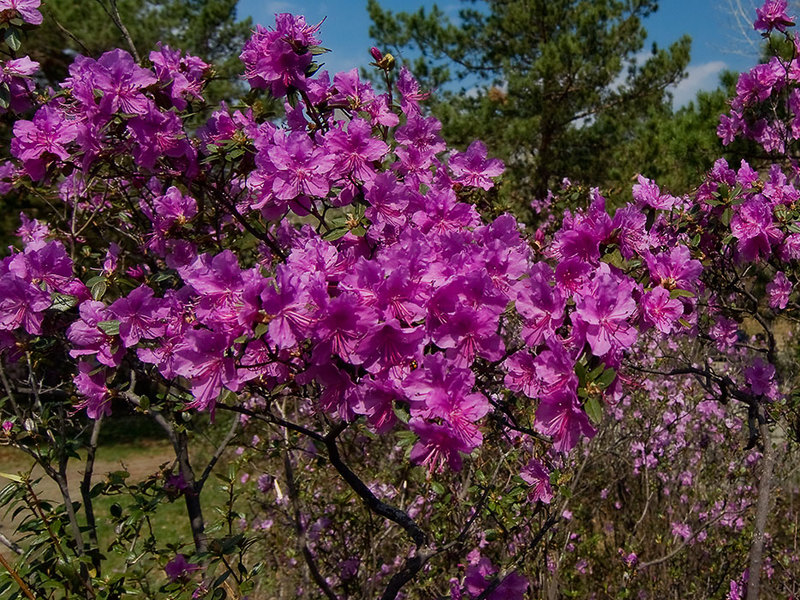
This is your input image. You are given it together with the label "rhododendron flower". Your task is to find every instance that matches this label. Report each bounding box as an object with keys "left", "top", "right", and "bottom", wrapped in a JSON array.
[
  {"left": 464, "top": 556, "right": 527, "bottom": 600},
  {"left": 109, "top": 286, "right": 171, "bottom": 347},
  {"left": 409, "top": 418, "right": 470, "bottom": 472},
  {"left": 710, "top": 316, "right": 739, "bottom": 352},
  {"left": 0, "top": 274, "right": 50, "bottom": 335},
  {"left": 73, "top": 361, "right": 111, "bottom": 419},
  {"left": 575, "top": 273, "right": 637, "bottom": 356},
  {"left": 520, "top": 459, "right": 553, "bottom": 504},
  {"left": 534, "top": 390, "right": 596, "bottom": 453},
  {"left": 767, "top": 270, "right": 792, "bottom": 309},
  {"left": 632, "top": 174, "right": 677, "bottom": 210},
  {"left": 173, "top": 330, "right": 240, "bottom": 414},
  {"left": 449, "top": 140, "right": 504, "bottom": 190},
  {"left": 744, "top": 358, "right": 777, "bottom": 398},
  {"left": 0, "top": 0, "right": 42, "bottom": 25},
  {"left": 11, "top": 105, "right": 78, "bottom": 180},
  {"left": 165, "top": 554, "right": 200, "bottom": 582},
  {"left": 754, "top": 0, "right": 794, "bottom": 32},
  {"left": 730, "top": 198, "right": 783, "bottom": 261},
  {"left": 641, "top": 286, "right": 684, "bottom": 334}
]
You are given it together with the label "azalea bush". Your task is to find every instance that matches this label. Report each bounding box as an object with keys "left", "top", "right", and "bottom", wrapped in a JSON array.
[{"left": 1, "top": 0, "right": 800, "bottom": 599}]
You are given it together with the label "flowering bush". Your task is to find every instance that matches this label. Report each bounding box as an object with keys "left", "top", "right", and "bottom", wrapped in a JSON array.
[{"left": 1, "top": 1, "right": 800, "bottom": 598}]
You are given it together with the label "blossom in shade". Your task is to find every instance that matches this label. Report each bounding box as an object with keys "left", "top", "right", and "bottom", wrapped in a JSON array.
[
  {"left": 173, "top": 330, "right": 240, "bottom": 415},
  {"left": 744, "top": 358, "right": 777, "bottom": 398},
  {"left": 165, "top": 554, "right": 200, "bottom": 582},
  {"left": 766, "top": 270, "right": 792, "bottom": 309},
  {"left": 534, "top": 390, "right": 596, "bottom": 454},
  {"left": 409, "top": 418, "right": 470, "bottom": 472},
  {"left": 632, "top": 174, "right": 677, "bottom": 210},
  {"left": 73, "top": 361, "right": 111, "bottom": 419},
  {"left": 464, "top": 556, "right": 527, "bottom": 600},
  {"left": 520, "top": 459, "right": 553, "bottom": 504}
]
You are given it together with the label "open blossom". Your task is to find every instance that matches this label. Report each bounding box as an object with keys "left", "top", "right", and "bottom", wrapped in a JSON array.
[
  {"left": 520, "top": 459, "right": 553, "bottom": 504},
  {"left": 754, "top": 0, "right": 794, "bottom": 32},
  {"left": 164, "top": 554, "right": 200, "bottom": 582},
  {"left": 449, "top": 140, "right": 504, "bottom": 190},
  {"left": 767, "top": 270, "right": 792, "bottom": 309},
  {"left": 0, "top": 0, "right": 42, "bottom": 25}
]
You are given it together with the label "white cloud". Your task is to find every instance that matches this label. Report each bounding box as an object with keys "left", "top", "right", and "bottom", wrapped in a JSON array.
[{"left": 669, "top": 60, "right": 727, "bottom": 108}]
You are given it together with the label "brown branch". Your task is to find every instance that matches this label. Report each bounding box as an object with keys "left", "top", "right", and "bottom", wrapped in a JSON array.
[
  {"left": 746, "top": 419, "right": 776, "bottom": 600},
  {"left": 0, "top": 552, "right": 36, "bottom": 600}
]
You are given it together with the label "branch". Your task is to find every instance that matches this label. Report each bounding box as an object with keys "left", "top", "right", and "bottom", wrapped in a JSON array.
[
  {"left": 746, "top": 419, "right": 776, "bottom": 600},
  {"left": 196, "top": 414, "right": 240, "bottom": 493},
  {"left": 80, "top": 415, "right": 103, "bottom": 554},
  {"left": 94, "top": 0, "right": 140, "bottom": 63},
  {"left": 323, "top": 425, "right": 427, "bottom": 547}
]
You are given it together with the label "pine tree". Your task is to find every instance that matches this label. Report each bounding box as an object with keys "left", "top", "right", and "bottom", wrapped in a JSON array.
[
  {"left": 27, "top": 0, "right": 252, "bottom": 103},
  {"left": 368, "top": 0, "right": 692, "bottom": 217}
]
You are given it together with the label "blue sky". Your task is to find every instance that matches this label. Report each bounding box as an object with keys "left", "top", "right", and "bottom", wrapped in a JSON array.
[{"left": 237, "top": 0, "right": 767, "bottom": 107}]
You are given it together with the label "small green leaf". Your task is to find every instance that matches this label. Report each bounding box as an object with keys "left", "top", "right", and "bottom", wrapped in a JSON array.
[
  {"left": 97, "top": 319, "right": 120, "bottom": 336},
  {"left": 254, "top": 322, "right": 268, "bottom": 338},
  {"left": 4, "top": 27, "right": 21, "bottom": 52},
  {"left": 0, "top": 472, "right": 22, "bottom": 483},
  {"left": 0, "top": 82, "right": 9, "bottom": 109},
  {"left": 322, "top": 227, "right": 348, "bottom": 241},
  {"left": 584, "top": 397, "right": 603, "bottom": 424},
  {"left": 91, "top": 279, "right": 107, "bottom": 300},
  {"left": 669, "top": 288, "right": 695, "bottom": 299},
  {"left": 596, "top": 367, "right": 617, "bottom": 389},
  {"left": 431, "top": 481, "right": 444, "bottom": 495}
]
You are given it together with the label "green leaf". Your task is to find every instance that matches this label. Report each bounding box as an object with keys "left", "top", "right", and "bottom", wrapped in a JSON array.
[
  {"left": 97, "top": 320, "right": 120, "bottom": 336},
  {"left": 50, "top": 293, "right": 78, "bottom": 312},
  {"left": 91, "top": 279, "right": 107, "bottom": 300},
  {"left": 0, "top": 472, "right": 22, "bottom": 483},
  {"left": 669, "top": 288, "right": 694, "bottom": 299},
  {"left": 322, "top": 227, "right": 349, "bottom": 241},
  {"left": 431, "top": 481, "right": 444, "bottom": 495},
  {"left": 0, "top": 82, "right": 9, "bottom": 110},
  {"left": 596, "top": 367, "right": 617, "bottom": 389},
  {"left": 584, "top": 397, "right": 603, "bottom": 424},
  {"left": 4, "top": 27, "right": 21, "bottom": 52}
]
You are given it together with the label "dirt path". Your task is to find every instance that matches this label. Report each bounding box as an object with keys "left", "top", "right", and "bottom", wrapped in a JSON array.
[{"left": 0, "top": 441, "right": 174, "bottom": 536}]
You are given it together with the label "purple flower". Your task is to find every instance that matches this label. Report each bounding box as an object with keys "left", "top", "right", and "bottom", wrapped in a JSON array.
[
  {"left": 73, "top": 361, "right": 111, "bottom": 419},
  {"left": 464, "top": 556, "right": 527, "bottom": 600},
  {"left": 325, "top": 117, "right": 388, "bottom": 182},
  {"left": 520, "top": 459, "right": 553, "bottom": 504},
  {"left": 240, "top": 14, "right": 320, "bottom": 96},
  {"left": 730, "top": 198, "right": 783, "bottom": 261},
  {"left": 0, "top": 0, "right": 42, "bottom": 25},
  {"left": 632, "top": 174, "right": 677, "bottom": 210},
  {"left": 408, "top": 418, "right": 470, "bottom": 472},
  {"left": 12, "top": 105, "right": 78, "bottom": 180},
  {"left": 269, "top": 131, "right": 335, "bottom": 200},
  {"left": 165, "top": 554, "right": 200, "bottom": 582},
  {"left": 173, "top": 330, "right": 240, "bottom": 415},
  {"left": 767, "top": 271, "right": 792, "bottom": 309},
  {"left": 534, "top": 390, "right": 596, "bottom": 454},
  {"left": 0, "top": 274, "right": 50, "bottom": 335},
  {"left": 754, "top": 0, "right": 794, "bottom": 32},
  {"left": 641, "top": 286, "right": 684, "bottom": 334},
  {"left": 575, "top": 273, "right": 637, "bottom": 356},
  {"left": 109, "top": 286, "right": 170, "bottom": 347},
  {"left": 744, "top": 358, "right": 777, "bottom": 398},
  {"left": 449, "top": 140, "right": 504, "bottom": 190}
]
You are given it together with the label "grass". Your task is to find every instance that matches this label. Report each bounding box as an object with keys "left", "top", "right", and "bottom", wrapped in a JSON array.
[{"left": 0, "top": 414, "right": 237, "bottom": 586}]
